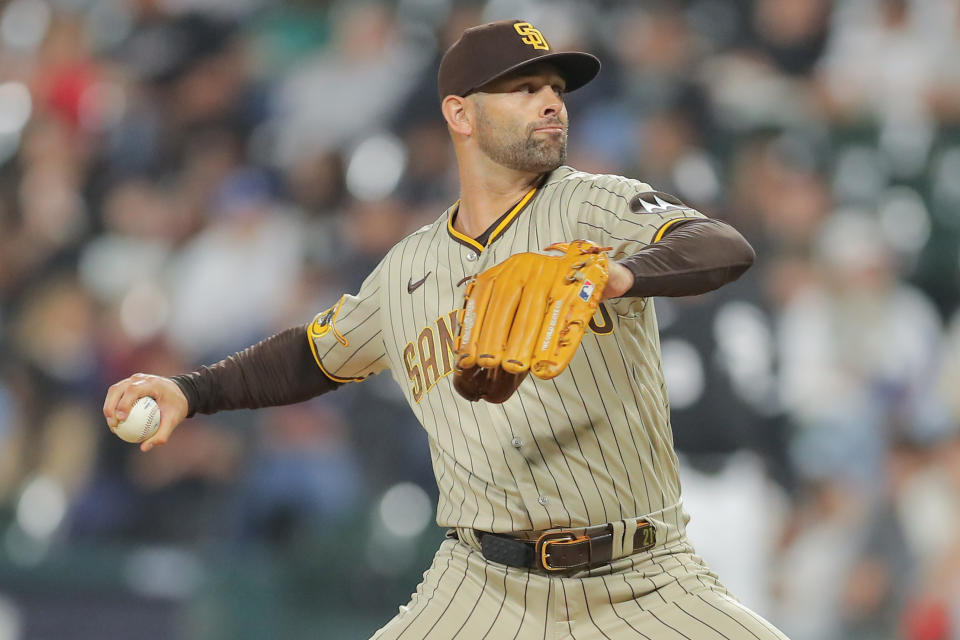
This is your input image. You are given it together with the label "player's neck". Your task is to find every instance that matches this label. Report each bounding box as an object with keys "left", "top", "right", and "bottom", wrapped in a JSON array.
[{"left": 455, "top": 160, "right": 541, "bottom": 239}]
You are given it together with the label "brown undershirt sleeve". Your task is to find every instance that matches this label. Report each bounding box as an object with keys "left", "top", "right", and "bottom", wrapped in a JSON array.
[
  {"left": 617, "top": 218, "right": 756, "bottom": 298},
  {"left": 169, "top": 324, "right": 341, "bottom": 417}
]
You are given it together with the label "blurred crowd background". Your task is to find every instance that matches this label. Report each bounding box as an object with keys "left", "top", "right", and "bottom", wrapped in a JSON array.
[{"left": 0, "top": 0, "right": 959, "bottom": 637}]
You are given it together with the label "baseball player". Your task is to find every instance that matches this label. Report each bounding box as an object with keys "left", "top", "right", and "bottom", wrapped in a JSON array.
[{"left": 104, "top": 20, "right": 790, "bottom": 639}]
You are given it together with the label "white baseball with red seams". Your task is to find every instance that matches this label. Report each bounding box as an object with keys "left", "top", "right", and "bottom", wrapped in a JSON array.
[{"left": 112, "top": 396, "right": 161, "bottom": 443}]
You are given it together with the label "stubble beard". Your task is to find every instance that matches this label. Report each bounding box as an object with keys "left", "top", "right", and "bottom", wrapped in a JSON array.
[{"left": 475, "top": 106, "right": 567, "bottom": 173}]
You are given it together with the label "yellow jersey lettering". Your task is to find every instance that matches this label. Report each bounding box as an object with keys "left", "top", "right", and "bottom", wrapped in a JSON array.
[
  {"left": 436, "top": 310, "right": 459, "bottom": 375},
  {"left": 418, "top": 328, "right": 440, "bottom": 391},
  {"left": 588, "top": 303, "right": 614, "bottom": 335},
  {"left": 403, "top": 342, "right": 424, "bottom": 403}
]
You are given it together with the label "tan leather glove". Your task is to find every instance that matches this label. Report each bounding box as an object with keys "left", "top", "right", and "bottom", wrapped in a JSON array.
[{"left": 454, "top": 240, "right": 610, "bottom": 403}]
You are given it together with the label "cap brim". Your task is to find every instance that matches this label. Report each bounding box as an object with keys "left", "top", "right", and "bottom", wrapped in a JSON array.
[{"left": 468, "top": 51, "right": 600, "bottom": 96}]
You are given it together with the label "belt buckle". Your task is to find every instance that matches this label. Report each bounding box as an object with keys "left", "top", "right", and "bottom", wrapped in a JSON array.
[{"left": 535, "top": 531, "right": 590, "bottom": 572}]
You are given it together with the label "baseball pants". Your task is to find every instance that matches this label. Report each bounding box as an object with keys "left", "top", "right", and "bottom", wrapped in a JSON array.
[{"left": 372, "top": 534, "right": 790, "bottom": 639}]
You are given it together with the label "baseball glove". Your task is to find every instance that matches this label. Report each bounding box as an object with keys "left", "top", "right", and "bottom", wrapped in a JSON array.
[{"left": 453, "top": 240, "right": 610, "bottom": 403}]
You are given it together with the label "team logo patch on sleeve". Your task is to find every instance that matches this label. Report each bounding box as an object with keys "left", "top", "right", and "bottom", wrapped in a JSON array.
[
  {"left": 315, "top": 308, "right": 335, "bottom": 332},
  {"left": 629, "top": 191, "right": 687, "bottom": 214},
  {"left": 310, "top": 298, "right": 348, "bottom": 346},
  {"left": 578, "top": 280, "right": 595, "bottom": 301}
]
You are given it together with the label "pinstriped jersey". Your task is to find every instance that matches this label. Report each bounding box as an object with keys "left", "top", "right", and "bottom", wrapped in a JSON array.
[{"left": 308, "top": 166, "right": 706, "bottom": 535}]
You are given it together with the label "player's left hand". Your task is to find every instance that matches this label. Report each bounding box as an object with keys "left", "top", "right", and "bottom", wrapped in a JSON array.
[{"left": 453, "top": 239, "right": 610, "bottom": 403}]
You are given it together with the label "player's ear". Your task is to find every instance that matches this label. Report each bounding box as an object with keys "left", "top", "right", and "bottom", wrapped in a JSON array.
[{"left": 442, "top": 95, "right": 472, "bottom": 136}]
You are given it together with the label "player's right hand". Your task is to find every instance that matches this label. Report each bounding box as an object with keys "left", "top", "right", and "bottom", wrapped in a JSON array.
[{"left": 103, "top": 373, "right": 189, "bottom": 452}]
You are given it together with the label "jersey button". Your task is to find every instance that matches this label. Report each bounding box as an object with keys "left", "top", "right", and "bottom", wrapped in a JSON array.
[
  {"left": 511, "top": 438, "right": 523, "bottom": 448},
  {"left": 465, "top": 252, "right": 478, "bottom": 262},
  {"left": 538, "top": 496, "right": 548, "bottom": 506}
]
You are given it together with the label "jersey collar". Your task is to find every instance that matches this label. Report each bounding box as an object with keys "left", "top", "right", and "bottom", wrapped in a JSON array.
[{"left": 447, "top": 182, "right": 540, "bottom": 253}]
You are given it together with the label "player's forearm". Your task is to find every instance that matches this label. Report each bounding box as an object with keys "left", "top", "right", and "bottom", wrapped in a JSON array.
[
  {"left": 616, "top": 218, "right": 755, "bottom": 298},
  {"left": 170, "top": 324, "right": 341, "bottom": 417}
]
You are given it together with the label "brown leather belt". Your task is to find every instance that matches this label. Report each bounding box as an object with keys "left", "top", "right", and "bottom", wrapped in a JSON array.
[{"left": 477, "top": 520, "right": 656, "bottom": 572}]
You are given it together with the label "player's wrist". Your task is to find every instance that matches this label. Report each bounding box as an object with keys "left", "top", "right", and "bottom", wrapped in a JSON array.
[
  {"left": 602, "top": 262, "right": 635, "bottom": 300},
  {"left": 168, "top": 374, "right": 199, "bottom": 418}
]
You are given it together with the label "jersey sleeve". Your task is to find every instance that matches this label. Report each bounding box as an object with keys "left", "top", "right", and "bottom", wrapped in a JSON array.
[
  {"left": 307, "top": 260, "right": 389, "bottom": 382},
  {"left": 573, "top": 175, "right": 707, "bottom": 259}
]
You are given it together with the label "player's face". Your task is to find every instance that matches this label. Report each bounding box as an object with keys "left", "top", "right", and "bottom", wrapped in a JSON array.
[{"left": 470, "top": 66, "right": 568, "bottom": 173}]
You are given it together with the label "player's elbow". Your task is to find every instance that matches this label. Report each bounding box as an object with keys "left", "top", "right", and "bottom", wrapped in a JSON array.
[
  {"left": 686, "top": 219, "right": 755, "bottom": 291},
  {"left": 713, "top": 220, "right": 755, "bottom": 277}
]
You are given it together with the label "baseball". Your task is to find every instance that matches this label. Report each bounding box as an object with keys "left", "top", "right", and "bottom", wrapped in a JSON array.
[{"left": 113, "top": 396, "right": 161, "bottom": 443}]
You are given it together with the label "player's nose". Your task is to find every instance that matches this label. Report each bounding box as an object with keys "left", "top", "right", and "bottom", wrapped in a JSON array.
[{"left": 536, "top": 86, "right": 563, "bottom": 118}]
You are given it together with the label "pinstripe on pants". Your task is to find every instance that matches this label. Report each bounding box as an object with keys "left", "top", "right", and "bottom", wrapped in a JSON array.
[{"left": 372, "top": 536, "right": 789, "bottom": 640}]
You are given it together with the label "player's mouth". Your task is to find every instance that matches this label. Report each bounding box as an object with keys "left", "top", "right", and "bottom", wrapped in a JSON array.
[{"left": 531, "top": 119, "right": 565, "bottom": 135}]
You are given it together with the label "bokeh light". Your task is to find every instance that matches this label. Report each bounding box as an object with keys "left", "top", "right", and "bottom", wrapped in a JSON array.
[
  {"left": 345, "top": 133, "right": 407, "bottom": 201},
  {"left": 377, "top": 482, "right": 432, "bottom": 539},
  {"left": 0, "top": 83, "right": 32, "bottom": 136},
  {"left": 0, "top": 0, "right": 51, "bottom": 52},
  {"left": 15, "top": 475, "right": 66, "bottom": 540}
]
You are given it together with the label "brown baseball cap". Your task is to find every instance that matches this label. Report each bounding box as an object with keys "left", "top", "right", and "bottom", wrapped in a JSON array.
[{"left": 437, "top": 19, "right": 600, "bottom": 100}]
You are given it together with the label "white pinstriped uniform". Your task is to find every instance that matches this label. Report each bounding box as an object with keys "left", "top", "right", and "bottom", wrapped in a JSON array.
[{"left": 309, "top": 166, "right": 789, "bottom": 639}]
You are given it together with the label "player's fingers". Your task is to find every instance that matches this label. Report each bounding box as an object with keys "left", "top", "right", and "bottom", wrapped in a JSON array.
[
  {"left": 103, "top": 378, "right": 132, "bottom": 429},
  {"left": 140, "top": 411, "right": 176, "bottom": 452},
  {"left": 113, "top": 374, "right": 152, "bottom": 422},
  {"left": 104, "top": 373, "right": 155, "bottom": 427}
]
